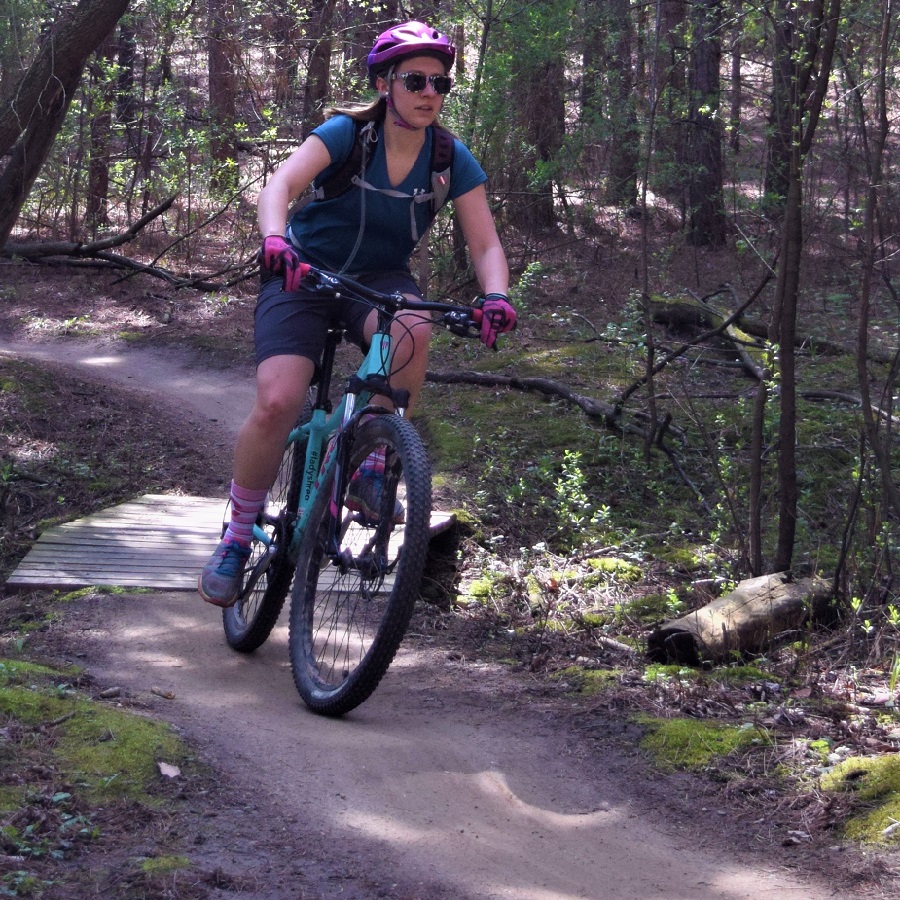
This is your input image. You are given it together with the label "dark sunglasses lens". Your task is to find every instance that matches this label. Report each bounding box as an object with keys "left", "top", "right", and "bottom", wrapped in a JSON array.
[
  {"left": 432, "top": 76, "right": 452, "bottom": 95},
  {"left": 402, "top": 72, "right": 427, "bottom": 92}
]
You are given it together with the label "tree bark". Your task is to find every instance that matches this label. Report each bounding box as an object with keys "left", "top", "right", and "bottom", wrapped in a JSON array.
[
  {"left": 208, "top": 0, "right": 238, "bottom": 191},
  {"left": 728, "top": 0, "right": 743, "bottom": 152},
  {"left": 0, "top": 0, "right": 129, "bottom": 159},
  {"left": 515, "top": 57, "right": 565, "bottom": 229},
  {"left": 652, "top": 0, "right": 688, "bottom": 206},
  {"left": 0, "top": 0, "right": 130, "bottom": 246},
  {"left": 271, "top": 0, "right": 300, "bottom": 109},
  {"left": 686, "top": 0, "right": 726, "bottom": 246},
  {"left": 302, "top": 0, "right": 337, "bottom": 128},
  {"left": 605, "top": 0, "right": 640, "bottom": 206},
  {"left": 763, "top": 0, "right": 794, "bottom": 214},
  {"left": 851, "top": 0, "right": 900, "bottom": 521},
  {"left": 115, "top": 18, "right": 137, "bottom": 124},
  {"left": 0, "top": 0, "right": 128, "bottom": 246},
  {"left": 87, "top": 34, "right": 118, "bottom": 229},
  {"left": 0, "top": 0, "right": 34, "bottom": 104},
  {"left": 770, "top": 0, "right": 840, "bottom": 573}
]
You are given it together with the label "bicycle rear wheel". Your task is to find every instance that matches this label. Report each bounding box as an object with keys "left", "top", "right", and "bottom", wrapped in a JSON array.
[
  {"left": 222, "top": 416, "right": 309, "bottom": 652},
  {"left": 288, "top": 415, "right": 431, "bottom": 716}
]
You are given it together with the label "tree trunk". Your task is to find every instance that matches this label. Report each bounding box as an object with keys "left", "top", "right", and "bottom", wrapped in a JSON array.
[
  {"left": 652, "top": 0, "right": 688, "bottom": 207},
  {"left": 115, "top": 18, "right": 137, "bottom": 124},
  {"left": 515, "top": 58, "right": 565, "bottom": 230},
  {"left": 771, "top": 172, "right": 801, "bottom": 571},
  {"left": 581, "top": 0, "right": 601, "bottom": 114},
  {"left": 764, "top": 0, "right": 794, "bottom": 215},
  {"left": 302, "top": 0, "right": 337, "bottom": 128},
  {"left": 852, "top": 0, "right": 900, "bottom": 520},
  {"left": 207, "top": 0, "right": 238, "bottom": 192},
  {"left": 686, "top": 0, "right": 726, "bottom": 246},
  {"left": 87, "top": 34, "right": 117, "bottom": 229},
  {"left": 728, "top": 0, "right": 743, "bottom": 152},
  {"left": 272, "top": 0, "right": 300, "bottom": 109},
  {"left": 0, "top": 0, "right": 130, "bottom": 246},
  {"left": 605, "top": 0, "right": 640, "bottom": 206},
  {"left": 345, "top": 0, "right": 398, "bottom": 90},
  {"left": 769, "top": 0, "right": 840, "bottom": 573},
  {"left": 0, "top": 0, "right": 32, "bottom": 103},
  {"left": 748, "top": 380, "right": 768, "bottom": 575},
  {"left": 0, "top": 0, "right": 129, "bottom": 159}
]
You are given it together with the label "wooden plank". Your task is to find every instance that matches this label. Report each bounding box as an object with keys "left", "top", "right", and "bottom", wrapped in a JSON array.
[
  {"left": 4, "top": 494, "right": 455, "bottom": 593},
  {"left": 33, "top": 532, "right": 219, "bottom": 547},
  {"left": 5, "top": 494, "right": 225, "bottom": 591}
]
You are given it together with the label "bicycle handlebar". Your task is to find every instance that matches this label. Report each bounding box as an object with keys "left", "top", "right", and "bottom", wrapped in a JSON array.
[{"left": 297, "top": 263, "right": 483, "bottom": 340}]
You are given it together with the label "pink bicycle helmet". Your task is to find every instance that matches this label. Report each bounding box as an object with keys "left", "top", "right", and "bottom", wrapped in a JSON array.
[{"left": 367, "top": 21, "right": 456, "bottom": 86}]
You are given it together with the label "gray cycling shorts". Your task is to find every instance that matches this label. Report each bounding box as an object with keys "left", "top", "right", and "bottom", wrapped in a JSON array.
[{"left": 254, "top": 270, "right": 422, "bottom": 367}]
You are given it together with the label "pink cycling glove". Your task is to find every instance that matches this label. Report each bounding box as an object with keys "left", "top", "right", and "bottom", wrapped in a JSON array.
[
  {"left": 260, "top": 235, "right": 303, "bottom": 292},
  {"left": 478, "top": 293, "right": 517, "bottom": 350}
]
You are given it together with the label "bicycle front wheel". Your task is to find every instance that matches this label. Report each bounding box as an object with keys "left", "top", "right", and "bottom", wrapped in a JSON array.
[
  {"left": 288, "top": 415, "right": 431, "bottom": 716},
  {"left": 222, "top": 425, "right": 308, "bottom": 653}
]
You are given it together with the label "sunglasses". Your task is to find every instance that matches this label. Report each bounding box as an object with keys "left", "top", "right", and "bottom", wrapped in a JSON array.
[{"left": 390, "top": 71, "right": 453, "bottom": 96}]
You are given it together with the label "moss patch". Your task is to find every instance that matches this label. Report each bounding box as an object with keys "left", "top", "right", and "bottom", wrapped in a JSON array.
[
  {"left": 0, "top": 784, "right": 24, "bottom": 813},
  {"left": 55, "top": 705, "right": 187, "bottom": 802},
  {"left": 619, "top": 593, "right": 680, "bottom": 624},
  {"left": 0, "top": 659, "right": 75, "bottom": 685},
  {"left": 456, "top": 571, "right": 509, "bottom": 607},
  {"left": 636, "top": 714, "right": 766, "bottom": 771},
  {"left": 821, "top": 755, "right": 900, "bottom": 843},
  {"left": 139, "top": 855, "right": 191, "bottom": 875},
  {"left": 0, "top": 670, "right": 189, "bottom": 804},
  {"left": 586, "top": 557, "right": 642, "bottom": 583},
  {"left": 642, "top": 663, "right": 770, "bottom": 686},
  {"left": 555, "top": 666, "right": 618, "bottom": 696}
]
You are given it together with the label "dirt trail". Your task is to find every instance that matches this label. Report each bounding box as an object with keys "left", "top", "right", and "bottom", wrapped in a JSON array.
[{"left": 2, "top": 338, "right": 834, "bottom": 899}]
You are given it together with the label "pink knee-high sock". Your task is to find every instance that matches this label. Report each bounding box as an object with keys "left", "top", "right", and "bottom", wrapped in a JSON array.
[
  {"left": 223, "top": 481, "right": 268, "bottom": 548},
  {"left": 357, "top": 415, "right": 386, "bottom": 475},
  {"left": 358, "top": 448, "right": 386, "bottom": 475}
]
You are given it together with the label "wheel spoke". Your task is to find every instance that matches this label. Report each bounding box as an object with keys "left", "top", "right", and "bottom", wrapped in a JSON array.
[{"left": 289, "top": 416, "right": 431, "bottom": 716}]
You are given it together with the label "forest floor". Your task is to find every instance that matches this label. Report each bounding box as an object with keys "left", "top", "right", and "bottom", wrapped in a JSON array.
[{"left": 1, "top": 226, "right": 899, "bottom": 898}]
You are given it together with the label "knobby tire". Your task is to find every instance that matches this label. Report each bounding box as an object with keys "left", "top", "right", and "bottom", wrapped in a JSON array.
[
  {"left": 288, "top": 415, "right": 431, "bottom": 716},
  {"left": 222, "top": 419, "right": 309, "bottom": 652}
]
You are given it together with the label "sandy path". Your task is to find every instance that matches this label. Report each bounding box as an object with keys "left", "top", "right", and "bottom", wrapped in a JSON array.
[{"left": 1, "top": 337, "right": 831, "bottom": 899}]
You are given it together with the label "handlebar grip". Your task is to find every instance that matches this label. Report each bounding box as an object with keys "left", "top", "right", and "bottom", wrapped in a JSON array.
[{"left": 443, "top": 307, "right": 482, "bottom": 338}]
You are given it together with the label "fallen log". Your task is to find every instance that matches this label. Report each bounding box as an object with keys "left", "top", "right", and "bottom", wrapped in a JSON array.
[
  {"left": 2, "top": 196, "right": 176, "bottom": 259},
  {"left": 650, "top": 294, "right": 895, "bottom": 366},
  {"left": 646, "top": 572, "right": 834, "bottom": 665}
]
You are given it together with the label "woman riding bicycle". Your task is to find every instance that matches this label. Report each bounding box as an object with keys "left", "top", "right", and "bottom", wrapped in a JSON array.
[{"left": 199, "top": 20, "right": 515, "bottom": 607}]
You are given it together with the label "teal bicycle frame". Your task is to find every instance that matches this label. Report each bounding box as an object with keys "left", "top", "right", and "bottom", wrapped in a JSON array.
[
  {"left": 222, "top": 262, "right": 485, "bottom": 713},
  {"left": 254, "top": 326, "right": 400, "bottom": 558}
]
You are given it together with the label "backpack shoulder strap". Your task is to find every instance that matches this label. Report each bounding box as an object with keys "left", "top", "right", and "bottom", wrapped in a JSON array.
[
  {"left": 317, "top": 120, "right": 374, "bottom": 202},
  {"left": 429, "top": 125, "right": 455, "bottom": 214},
  {"left": 290, "top": 119, "right": 375, "bottom": 218}
]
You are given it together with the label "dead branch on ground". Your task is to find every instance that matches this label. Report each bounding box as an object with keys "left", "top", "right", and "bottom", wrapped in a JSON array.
[{"left": 1, "top": 196, "right": 256, "bottom": 291}]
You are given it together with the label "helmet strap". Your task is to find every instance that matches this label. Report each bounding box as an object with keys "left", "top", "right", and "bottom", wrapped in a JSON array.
[{"left": 384, "top": 65, "right": 418, "bottom": 130}]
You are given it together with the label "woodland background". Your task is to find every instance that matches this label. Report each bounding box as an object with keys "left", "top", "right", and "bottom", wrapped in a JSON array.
[
  {"left": 4, "top": 1, "right": 900, "bottom": 883},
  {"left": 1, "top": 0, "right": 899, "bottom": 649}
]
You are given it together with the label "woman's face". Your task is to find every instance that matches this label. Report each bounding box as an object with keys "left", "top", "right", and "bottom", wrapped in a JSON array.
[{"left": 379, "top": 55, "right": 449, "bottom": 129}]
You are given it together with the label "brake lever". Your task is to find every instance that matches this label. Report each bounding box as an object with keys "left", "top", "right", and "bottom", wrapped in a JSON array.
[
  {"left": 444, "top": 308, "right": 482, "bottom": 338},
  {"left": 299, "top": 264, "right": 345, "bottom": 296}
]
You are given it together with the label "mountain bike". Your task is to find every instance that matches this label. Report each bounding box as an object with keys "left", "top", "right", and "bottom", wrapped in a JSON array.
[{"left": 221, "top": 264, "right": 482, "bottom": 716}]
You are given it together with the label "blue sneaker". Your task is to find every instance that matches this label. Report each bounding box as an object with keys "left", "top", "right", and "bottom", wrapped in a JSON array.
[
  {"left": 198, "top": 539, "right": 251, "bottom": 607},
  {"left": 345, "top": 471, "right": 405, "bottom": 525}
]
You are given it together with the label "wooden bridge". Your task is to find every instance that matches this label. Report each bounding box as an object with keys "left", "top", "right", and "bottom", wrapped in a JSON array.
[{"left": 5, "top": 494, "right": 453, "bottom": 592}]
